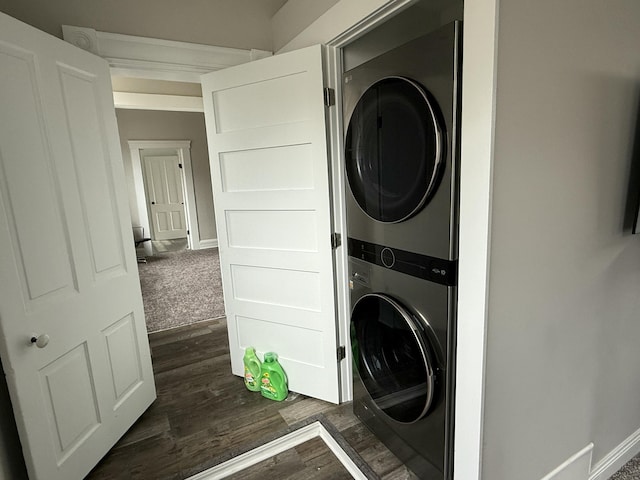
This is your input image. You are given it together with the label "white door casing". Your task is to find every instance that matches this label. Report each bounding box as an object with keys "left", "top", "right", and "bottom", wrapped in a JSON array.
[
  {"left": 0, "top": 12, "right": 156, "bottom": 480},
  {"left": 128, "top": 141, "right": 201, "bottom": 250},
  {"left": 201, "top": 44, "right": 340, "bottom": 403},
  {"left": 141, "top": 150, "right": 188, "bottom": 241}
]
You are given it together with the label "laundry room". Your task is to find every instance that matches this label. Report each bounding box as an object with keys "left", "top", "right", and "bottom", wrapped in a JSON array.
[
  {"left": 2, "top": 0, "right": 640, "bottom": 480},
  {"left": 343, "top": 3, "right": 462, "bottom": 476}
]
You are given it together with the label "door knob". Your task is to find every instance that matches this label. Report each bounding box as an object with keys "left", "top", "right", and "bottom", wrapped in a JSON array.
[
  {"left": 30, "top": 334, "right": 50, "bottom": 348},
  {"left": 151, "top": 201, "right": 156, "bottom": 205}
]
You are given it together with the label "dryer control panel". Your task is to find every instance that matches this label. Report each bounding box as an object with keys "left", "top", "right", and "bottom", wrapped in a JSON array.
[{"left": 348, "top": 237, "right": 457, "bottom": 287}]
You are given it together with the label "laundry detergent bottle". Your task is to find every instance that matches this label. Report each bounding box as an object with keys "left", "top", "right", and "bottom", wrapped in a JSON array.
[
  {"left": 243, "top": 347, "right": 262, "bottom": 392},
  {"left": 260, "top": 352, "right": 288, "bottom": 401}
]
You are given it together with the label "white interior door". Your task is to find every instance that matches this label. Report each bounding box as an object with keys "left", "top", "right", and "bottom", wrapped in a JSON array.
[
  {"left": 141, "top": 149, "right": 188, "bottom": 240},
  {"left": 202, "top": 44, "right": 340, "bottom": 403},
  {"left": 0, "top": 12, "right": 156, "bottom": 480}
]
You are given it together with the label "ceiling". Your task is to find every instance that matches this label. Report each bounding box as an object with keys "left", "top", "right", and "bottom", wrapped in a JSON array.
[{"left": 0, "top": 0, "right": 288, "bottom": 51}]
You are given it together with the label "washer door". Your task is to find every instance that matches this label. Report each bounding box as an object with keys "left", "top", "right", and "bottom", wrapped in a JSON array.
[
  {"left": 350, "top": 293, "right": 437, "bottom": 424},
  {"left": 345, "top": 76, "right": 444, "bottom": 223}
]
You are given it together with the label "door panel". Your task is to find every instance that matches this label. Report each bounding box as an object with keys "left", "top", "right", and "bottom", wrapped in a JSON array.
[
  {"left": 103, "top": 313, "right": 145, "bottom": 407},
  {"left": 39, "top": 343, "right": 101, "bottom": 463},
  {"left": 202, "top": 45, "right": 340, "bottom": 403},
  {"left": 58, "top": 65, "right": 126, "bottom": 275},
  {"left": 218, "top": 143, "right": 314, "bottom": 192},
  {"left": 0, "top": 42, "right": 76, "bottom": 302},
  {"left": 0, "top": 12, "right": 156, "bottom": 480},
  {"left": 211, "top": 72, "right": 311, "bottom": 133}
]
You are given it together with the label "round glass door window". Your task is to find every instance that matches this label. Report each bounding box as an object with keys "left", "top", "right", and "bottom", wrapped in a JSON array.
[
  {"left": 345, "top": 76, "right": 444, "bottom": 223},
  {"left": 350, "top": 293, "right": 437, "bottom": 424}
]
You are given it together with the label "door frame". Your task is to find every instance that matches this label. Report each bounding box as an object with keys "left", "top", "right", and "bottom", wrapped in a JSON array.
[
  {"left": 73, "top": 3, "right": 495, "bottom": 478},
  {"left": 128, "top": 140, "right": 201, "bottom": 250}
]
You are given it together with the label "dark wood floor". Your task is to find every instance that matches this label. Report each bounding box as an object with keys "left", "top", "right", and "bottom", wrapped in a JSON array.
[{"left": 86, "top": 318, "right": 417, "bottom": 480}]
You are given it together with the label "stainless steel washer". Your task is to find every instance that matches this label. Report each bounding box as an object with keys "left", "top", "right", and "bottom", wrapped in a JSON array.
[{"left": 349, "top": 251, "right": 455, "bottom": 479}]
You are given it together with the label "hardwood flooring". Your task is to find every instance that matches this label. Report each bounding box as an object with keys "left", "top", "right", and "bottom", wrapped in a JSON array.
[{"left": 86, "top": 318, "right": 417, "bottom": 480}]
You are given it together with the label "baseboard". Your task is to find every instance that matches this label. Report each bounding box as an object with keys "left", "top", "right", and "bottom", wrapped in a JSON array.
[
  {"left": 540, "top": 444, "right": 593, "bottom": 480},
  {"left": 589, "top": 426, "right": 640, "bottom": 480},
  {"left": 198, "top": 239, "right": 218, "bottom": 249}
]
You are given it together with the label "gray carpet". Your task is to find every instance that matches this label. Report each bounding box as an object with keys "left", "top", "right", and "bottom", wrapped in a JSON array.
[{"left": 137, "top": 247, "right": 225, "bottom": 333}]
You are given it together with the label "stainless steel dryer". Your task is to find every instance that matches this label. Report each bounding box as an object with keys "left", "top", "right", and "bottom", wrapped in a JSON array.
[
  {"left": 345, "top": 22, "right": 461, "bottom": 480},
  {"left": 343, "top": 21, "right": 461, "bottom": 262}
]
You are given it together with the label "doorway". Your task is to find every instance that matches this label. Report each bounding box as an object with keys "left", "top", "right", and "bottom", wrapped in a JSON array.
[
  {"left": 140, "top": 148, "right": 188, "bottom": 243},
  {"left": 128, "top": 139, "right": 224, "bottom": 332},
  {"left": 119, "top": 121, "right": 224, "bottom": 333},
  {"left": 128, "top": 140, "right": 201, "bottom": 251}
]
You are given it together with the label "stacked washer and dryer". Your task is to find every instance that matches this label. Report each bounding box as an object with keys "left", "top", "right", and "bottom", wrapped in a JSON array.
[{"left": 344, "top": 22, "right": 461, "bottom": 479}]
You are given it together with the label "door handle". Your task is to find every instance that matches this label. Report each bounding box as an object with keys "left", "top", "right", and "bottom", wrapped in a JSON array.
[
  {"left": 30, "top": 334, "right": 50, "bottom": 348},
  {"left": 151, "top": 201, "right": 156, "bottom": 205}
]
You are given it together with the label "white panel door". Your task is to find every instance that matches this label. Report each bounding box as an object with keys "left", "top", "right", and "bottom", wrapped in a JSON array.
[
  {"left": 141, "top": 151, "right": 188, "bottom": 240},
  {"left": 0, "top": 12, "right": 156, "bottom": 480},
  {"left": 201, "top": 45, "right": 340, "bottom": 403}
]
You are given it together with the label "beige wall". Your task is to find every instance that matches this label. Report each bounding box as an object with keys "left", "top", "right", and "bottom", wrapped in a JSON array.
[
  {"left": 111, "top": 77, "right": 202, "bottom": 97},
  {"left": 0, "top": 0, "right": 285, "bottom": 50},
  {"left": 116, "top": 109, "right": 217, "bottom": 243},
  {"left": 482, "top": 0, "right": 640, "bottom": 477},
  {"left": 271, "top": 0, "right": 338, "bottom": 52}
]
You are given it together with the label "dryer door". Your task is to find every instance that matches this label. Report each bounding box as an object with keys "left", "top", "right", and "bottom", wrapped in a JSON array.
[
  {"left": 350, "top": 293, "right": 437, "bottom": 424},
  {"left": 345, "top": 76, "right": 444, "bottom": 223}
]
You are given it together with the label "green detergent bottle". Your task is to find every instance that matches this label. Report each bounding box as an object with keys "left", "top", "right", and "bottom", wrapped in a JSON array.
[
  {"left": 260, "top": 352, "right": 288, "bottom": 401},
  {"left": 243, "top": 347, "right": 262, "bottom": 392}
]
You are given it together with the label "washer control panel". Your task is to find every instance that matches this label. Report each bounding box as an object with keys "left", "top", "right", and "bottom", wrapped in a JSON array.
[{"left": 348, "top": 237, "right": 457, "bottom": 286}]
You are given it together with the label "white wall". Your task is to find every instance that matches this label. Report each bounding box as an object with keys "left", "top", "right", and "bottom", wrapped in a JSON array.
[{"left": 482, "top": 0, "right": 640, "bottom": 478}]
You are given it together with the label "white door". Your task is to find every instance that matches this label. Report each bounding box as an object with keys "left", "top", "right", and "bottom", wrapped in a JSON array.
[
  {"left": 201, "top": 45, "right": 340, "bottom": 403},
  {"left": 0, "top": 12, "right": 156, "bottom": 480},
  {"left": 141, "top": 149, "right": 188, "bottom": 240}
]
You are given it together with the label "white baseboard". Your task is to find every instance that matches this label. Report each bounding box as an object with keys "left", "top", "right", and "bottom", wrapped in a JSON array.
[
  {"left": 184, "top": 421, "right": 367, "bottom": 480},
  {"left": 198, "top": 239, "right": 218, "bottom": 249},
  {"left": 541, "top": 444, "right": 593, "bottom": 480},
  {"left": 590, "top": 426, "right": 640, "bottom": 480}
]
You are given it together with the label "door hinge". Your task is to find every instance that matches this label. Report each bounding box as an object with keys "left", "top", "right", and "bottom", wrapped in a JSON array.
[
  {"left": 178, "top": 163, "right": 183, "bottom": 169},
  {"left": 331, "top": 232, "right": 341, "bottom": 250},
  {"left": 187, "top": 229, "right": 190, "bottom": 235},
  {"left": 337, "top": 346, "right": 346, "bottom": 362},
  {"left": 323, "top": 87, "right": 335, "bottom": 107}
]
